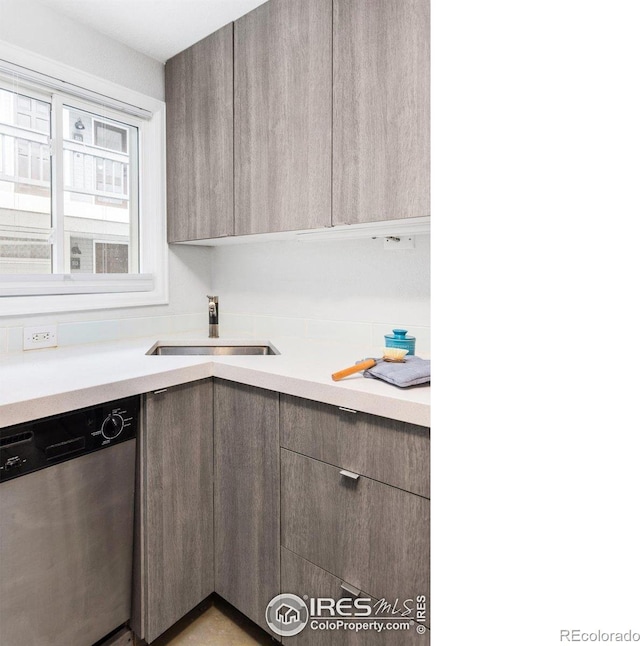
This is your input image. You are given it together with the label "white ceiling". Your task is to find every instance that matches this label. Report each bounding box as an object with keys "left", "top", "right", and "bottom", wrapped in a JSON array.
[{"left": 35, "top": 0, "right": 269, "bottom": 62}]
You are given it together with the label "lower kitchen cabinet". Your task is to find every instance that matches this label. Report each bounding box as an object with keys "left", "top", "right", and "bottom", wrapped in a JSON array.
[
  {"left": 133, "top": 379, "right": 214, "bottom": 643},
  {"left": 281, "top": 449, "right": 429, "bottom": 624},
  {"left": 280, "top": 394, "right": 430, "bottom": 498},
  {"left": 213, "top": 379, "right": 280, "bottom": 636},
  {"left": 281, "top": 548, "right": 430, "bottom": 645},
  {"left": 130, "top": 376, "right": 427, "bottom": 644}
]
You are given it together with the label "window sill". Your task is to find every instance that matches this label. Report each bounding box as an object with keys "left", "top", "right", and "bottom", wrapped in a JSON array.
[
  {"left": 0, "top": 274, "right": 168, "bottom": 316},
  {"left": 0, "top": 273, "right": 154, "bottom": 296}
]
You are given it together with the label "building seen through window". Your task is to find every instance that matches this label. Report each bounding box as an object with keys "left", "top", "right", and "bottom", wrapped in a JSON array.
[{"left": 0, "top": 84, "right": 138, "bottom": 275}]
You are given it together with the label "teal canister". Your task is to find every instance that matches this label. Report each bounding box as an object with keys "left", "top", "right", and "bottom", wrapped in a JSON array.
[{"left": 384, "top": 329, "right": 416, "bottom": 356}]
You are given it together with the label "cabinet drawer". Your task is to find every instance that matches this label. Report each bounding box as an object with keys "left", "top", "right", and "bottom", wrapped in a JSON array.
[
  {"left": 281, "top": 449, "right": 429, "bottom": 622},
  {"left": 281, "top": 547, "right": 430, "bottom": 645},
  {"left": 280, "top": 394, "right": 429, "bottom": 498}
]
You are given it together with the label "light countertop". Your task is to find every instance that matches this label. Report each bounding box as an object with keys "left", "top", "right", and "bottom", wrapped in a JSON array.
[{"left": 0, "top": 333, "right": 429, "bottom": 428}]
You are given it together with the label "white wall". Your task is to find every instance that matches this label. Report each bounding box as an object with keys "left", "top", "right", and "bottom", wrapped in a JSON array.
[
  {"left": 211, "top": 236, "right": 430, "bottom": 355},
  {"left": 0, "top": 1, "right": 216, "bottom": 352},
  {"left": 0, "top": 0, "right": 164, "bottom": 100}
]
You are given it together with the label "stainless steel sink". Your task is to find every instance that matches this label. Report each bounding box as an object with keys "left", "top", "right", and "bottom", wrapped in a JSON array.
[{"left": 149, "top": 344, "right": 277, "bottom": 356}]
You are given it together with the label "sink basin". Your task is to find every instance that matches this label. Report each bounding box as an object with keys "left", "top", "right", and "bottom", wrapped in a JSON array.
[{"left": 148, "top": 344, "right": 277, "bottom": 356}]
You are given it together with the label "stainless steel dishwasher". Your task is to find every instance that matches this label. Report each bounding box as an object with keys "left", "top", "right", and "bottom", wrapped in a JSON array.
[{"left": 0, "top": 396, "right": 139, "bottom": 646}]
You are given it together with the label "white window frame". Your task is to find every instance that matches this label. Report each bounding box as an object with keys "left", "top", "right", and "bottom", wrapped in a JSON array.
[{"left": 0, "top": 41, "right": 168, "bottom": 316}]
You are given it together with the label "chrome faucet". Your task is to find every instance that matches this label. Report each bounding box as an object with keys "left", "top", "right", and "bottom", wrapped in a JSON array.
[{"left": 207, "top": 296, "right": 219, "bottom": 338}]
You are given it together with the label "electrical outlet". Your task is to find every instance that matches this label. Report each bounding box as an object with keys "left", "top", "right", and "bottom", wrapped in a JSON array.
[{"left": 23, "top": 325, "right": 58, "bottom": 350}]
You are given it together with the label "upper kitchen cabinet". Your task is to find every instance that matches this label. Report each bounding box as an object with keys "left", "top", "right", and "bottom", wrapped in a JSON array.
[
  {"left": 165, "top": 25, "right": 233, "bottom": 242},
  {"left": 234, "top": 0, "right": 332, "bottom": 235},
  {"left": 332, "top": 0, "right": 430, "bottom": 225}
]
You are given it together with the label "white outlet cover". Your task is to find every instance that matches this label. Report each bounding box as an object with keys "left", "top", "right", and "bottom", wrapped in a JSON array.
[{"left": 23, "top": 325, "right": 58, "bottom": 350}]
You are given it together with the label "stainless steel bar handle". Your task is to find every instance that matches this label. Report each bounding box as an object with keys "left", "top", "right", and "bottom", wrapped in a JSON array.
[
  {"left": 153, "top": 389, "right": 168, "bottom": 395},
  {"left": 340, "top": 581, "right": 361, "bottom": 597},
  {"left": 338, "top": 407, "right": 357, "bottom": 414},
  {"left": 339, "top": 469, "right": 360, "bottom": 481}
]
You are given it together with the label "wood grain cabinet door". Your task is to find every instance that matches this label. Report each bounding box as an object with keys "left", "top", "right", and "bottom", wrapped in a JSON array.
[
  {"left": 165, "top": 25, "right": 233, "bottom": 242},
  {"left": 333, "top": 0, "right": 430, "bottom": 224},
  {"left": 280, "top": 394, "right": 430, "bottom": 498},
  {"left": 213, "top": 379, "right": 280, "bottom": 636},
  {"left": 136, "top": 379, "right": 214, "bottom": 643},
  {"left": 281, "top": 449, "right": 429, "bottom": 625},
  {"left": 281, "top": 548, "right": 430, "bottom": 645},
  {"left": 234, "top": 0, "right": 332, "bottom": 234}
]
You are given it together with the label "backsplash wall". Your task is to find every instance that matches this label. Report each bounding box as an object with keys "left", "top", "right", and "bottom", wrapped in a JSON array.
[
  {"left": 211, "top": 235, "right": 430, "bottom": 355},
  {"left": 1, "top": 236, "right": 430, "bottom": 355}
]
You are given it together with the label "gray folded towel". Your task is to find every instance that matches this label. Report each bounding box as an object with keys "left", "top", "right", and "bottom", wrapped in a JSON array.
[{"left": 364, "top": 355, "right": 430, "bottom": 388}]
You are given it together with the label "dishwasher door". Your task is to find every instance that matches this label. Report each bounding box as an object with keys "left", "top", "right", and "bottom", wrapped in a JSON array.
[{"left": 0, "top": 440, "right": 136, "bottom": 646}]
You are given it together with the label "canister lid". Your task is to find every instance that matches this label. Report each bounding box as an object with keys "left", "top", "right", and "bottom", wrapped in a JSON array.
[{"left": 385, "top": 329, "right": 416, "bottom": 341}]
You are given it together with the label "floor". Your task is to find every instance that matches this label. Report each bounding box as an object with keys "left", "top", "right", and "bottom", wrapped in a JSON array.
[{"left": 150, "top": 595, "right": 274, "bottom": 646}]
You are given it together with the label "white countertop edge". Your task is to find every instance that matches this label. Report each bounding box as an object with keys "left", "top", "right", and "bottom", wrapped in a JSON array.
[
  {"left": 0, "top": 335, "right": 430, "bottom": 428},
  {"left": 210, "top": 362, "right": 429, "bottom": 427},
  {"left": 0, "top": 363, "right": 214, "bottom": 428}
]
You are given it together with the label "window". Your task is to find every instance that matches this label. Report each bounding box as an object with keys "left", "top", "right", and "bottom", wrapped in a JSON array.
[
  {"left": 61, "top": 105, "right": 139, "bottom": 274},
  {"left": 0, "top": 85, "right": 139, "bottom": 276},
  {"left": 0, "top": 87, "right": 52, "bottom": 274},
  {"left": 0, "top": 47, "right": 167, "bottom": 315}
]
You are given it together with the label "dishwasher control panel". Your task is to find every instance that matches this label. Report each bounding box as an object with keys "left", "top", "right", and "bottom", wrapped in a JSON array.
[{"left": 0, "top": 396, "right": 139, "bottom": 483}]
